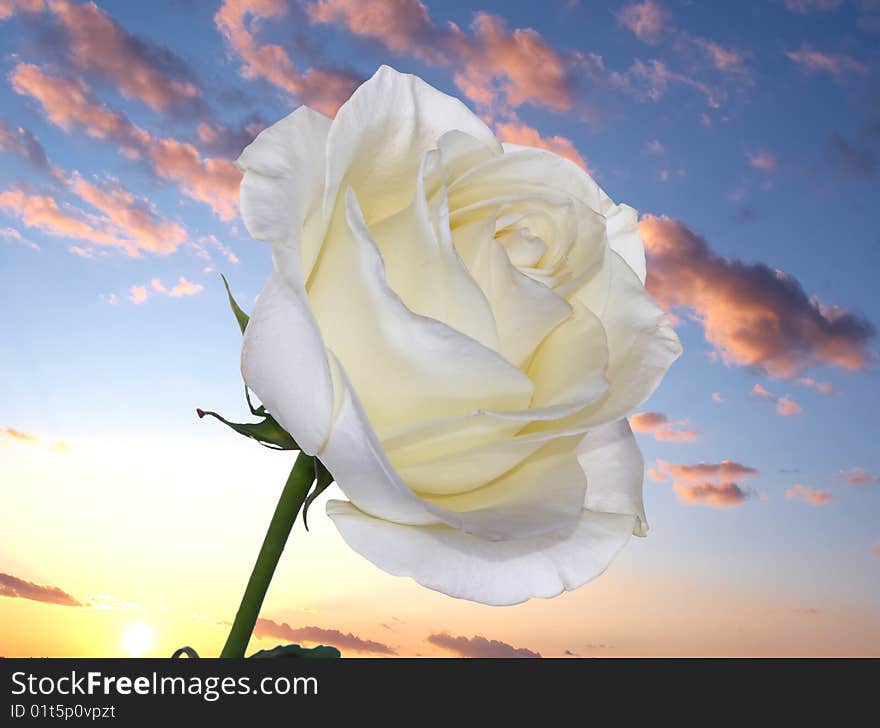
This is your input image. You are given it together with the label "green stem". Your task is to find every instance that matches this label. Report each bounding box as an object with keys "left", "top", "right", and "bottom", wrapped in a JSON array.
[{"left": 220, "top": 452, "right": 315, "bottom": 658}]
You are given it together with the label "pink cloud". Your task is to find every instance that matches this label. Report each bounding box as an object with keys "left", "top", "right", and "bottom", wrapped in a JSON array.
[
  {"left": 68, "top": 174, "right": 186, "bottom": 255},
  {"left": 48, "top": 0, "right": 202, "bottom": 113},
  {"left": 796, "top": 377, "right": 837, "bottom": 395},
  {"left": 673, "top": 481, "right": 752, "bottom": 508},
  {"left": 1, "top": 426, "right": 39, "bottom": 443},
  {"left": 0, "top": 119, "right": 56, "bottom": 175},
  {"left": 254, "top": 617, "right": 395, "bottom": 655},
  {"left": 494, "top": 114, "right": 589, "bottom": 170},
  {"left": 306, "top": 1, "right": 577, "bottom": 115},
  {"left": 751, "top": 384, "right": 802, "bottom": 416},
  {"left": 214, "top": 0, "right": 360, "bottom": 117},
  {"left": 615, "top": 58, "right": 720, "bottom": 109},
  {"left": 10, "top": 64, "right": 240, "bottom": 220},
  {"left": 748, "top": 151, "right": 778, "bottom": 170},
  {"left": 0, "top": 572, "right": 81, "bottom": 607},
  {"left": 651, "top": 459, "right": 760, "bottom": 509},
  {"left": 0, "top": 168, "right": 187, "bottom": 257},
  {"left": 692, "top": 37, "right": 747, "bottom": 73},
  {"left": 617, "top": 0, "right": 667, "bottom": 44},
  {"left": 145, "top": 277, "right": 203, "bottom": 299},
  {"left": 630, "top": 412, "right": 698, "bottom": 442},
  {"left": 639, "top": 215, "right": 874, "bottom": 378},
  {"left": 712, "top": 392, "right": 724, "bottom": 403},
  {"left": 786, "top": 484, "right": 834, "bottom": 505},
  {"left": 836, "top": 467, "right": 880, "bottom": 486},
  {"left": 427, "top": 632, "right": 540, "bottom": 658},
  {"left": 0, "top": 0, "right": 43, "bottom": 21},
  {"left": 129, "top": 285, "right": 148, "bottom": 304},
  {"left": 775, "top": 395, "right": 802, "bottom": 416},
  {"left": 786, "top": 44, "right": 868, "bottom": 78}
]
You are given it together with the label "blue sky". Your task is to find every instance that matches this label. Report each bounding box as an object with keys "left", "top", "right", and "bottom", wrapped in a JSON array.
[{"left": 1, "top": 0, "right": 878, "bottom": 656}]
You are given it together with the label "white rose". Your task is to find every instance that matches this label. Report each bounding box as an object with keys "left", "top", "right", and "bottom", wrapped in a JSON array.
[{"left": 237, "top": 66, "right": 681, "bottom": 605}]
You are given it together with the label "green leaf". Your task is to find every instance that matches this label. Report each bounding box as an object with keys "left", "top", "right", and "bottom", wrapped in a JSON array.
[
  {"left": 303, "top": 459, "right": 334, "bottom": 531},
  {"left": 197, "top": 408, "right": 298, "bottom": 450},
  {"left": 221, "top": 274, "right": 249, "bottom": 334},
  {"left": 249, "top": 644, "right": 341, "bottom": 659}
]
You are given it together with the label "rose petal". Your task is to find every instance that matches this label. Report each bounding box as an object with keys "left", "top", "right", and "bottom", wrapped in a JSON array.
[
  {"left": 578, "top": 419, "right": 648, "bottom": 536},
  {"left": 395, "top": 426, "right": 589, "bottom": 496},
  {"left": 307, "top": 188, "right": 534, "bottom": 433},
  {"left": 324, "top": 355, "right": 587, "bottom": 542},
  {"left": 606, "top": 203, "right": 646, "bottom": 284},
  {"left": 419, "top": 436, "right": 587, "bottom": 540},
  {"left": 532, "top": 250, "right": 680, "bottom": 432},
  {"left": 237, "top": 106, "right": 331, "bottom": 280},
  {"left": 528, "top": 298, "right": 610, "bottom": 411},
  {"left": 453, "top": 213, "right": 573, "bottom": 367},
  {"left": 318, "top": 353, "right": 441, "bottom": 525},
  {"left": 326, "top": 499, "right": 636, "bottom": 605},
  {"left": 368, "top": 149, "right": 499, "bottom": 350},
  {"left": 241, "top": 269, "right": 335, "bottom": 455},
  {"left": 323, "top": 65, "right": 499, "bottom": 226}
]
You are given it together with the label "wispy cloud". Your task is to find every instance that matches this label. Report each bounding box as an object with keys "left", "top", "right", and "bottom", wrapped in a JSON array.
[
  {"left": 254, "top": 617, "right": 396, "bottom": 655},
  {"left": 427, "top": 632, "right": 541, "bottom": 658},
  {"left": 747, "top": 151, "right": 778, "bottom": 171},
  {"left": 617, "top": 0, "right": 667, "bottom": 44},
  {"left": 639, "top": 215, "right": 874, "bottom": 378},
  {"left": 0, "top": 572, "right": 81, "bottom": 607},
  {"left": 0, "top": 119, "right": 58, "bottom": 176},
  {"left": 782, "top": 0, "right": 843, "bottom": 12},
  {"left": 786, "top": 484, "right": 834, "bottom": 505},
  {"left": 836, "top": 467, "right": 880, "bottom": 486},
  {"left": 752, "top": 384, "right": 803, "bottom": 416},
  {"left": 786, "top": 44, "right": 868, "bottom": 79},
  {"left": 48, "top": 0, "right": 205, "bottom": 115},
  {"left": 214, "top": 0, "right": 360, "bottom": 117},
  {"left": 796, "top": 377, "right": 837, "bottom": 395},
  {"left": 0, "top": 172, "right": 187, "bottom": 258},
  {"left": 11, "top": 64, "right": 240, "bottom": 220},
  {"left": 0, "top": 425, "right": 67, "bottom": 452}
]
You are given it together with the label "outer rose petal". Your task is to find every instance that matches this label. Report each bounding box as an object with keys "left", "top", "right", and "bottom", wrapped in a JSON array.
[
  {"left": 241, "top": 269, "right": 335, "bottom": 455},
  {"left": 237, "top": 106, "right": 331, "bottom": 280},
  {"left": 578, "top": 419, "right": 648, "bottom": 536},
  {"left": 323, "top": 65, "right": 500, "bottom": 226},
  {"left": 326, "top": 500, "right": 636, "bottom": 606},
  {"left": 605, "top": 203, "right": 646, "bottom": 284}
]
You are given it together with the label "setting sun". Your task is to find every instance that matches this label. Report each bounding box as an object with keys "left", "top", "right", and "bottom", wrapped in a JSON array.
[{"left": 122, "top": 623, "right": 155, "bottom": 657}]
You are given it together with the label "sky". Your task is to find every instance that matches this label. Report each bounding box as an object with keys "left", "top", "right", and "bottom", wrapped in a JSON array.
[{"left": 1, "top": 0, "right": 879, "bottom": 658}]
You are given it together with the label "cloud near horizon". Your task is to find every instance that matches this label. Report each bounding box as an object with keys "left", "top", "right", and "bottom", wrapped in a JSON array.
[
  {"left": 427, "top": 632, "right": 541, "bottom": 658},
  {"left": 254, "top": 617, "right": 396, "bottom": 655},
  {"left": 0, "top": 572, "right": 81, "bottom": 607},
  {"left": 639, "top": 215, "right": 874, "bottom": 379}
]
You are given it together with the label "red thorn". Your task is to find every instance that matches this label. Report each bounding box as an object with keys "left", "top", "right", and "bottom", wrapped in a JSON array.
[{"left": 196, "top": 408, "right": 205, "bottom": 419}]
